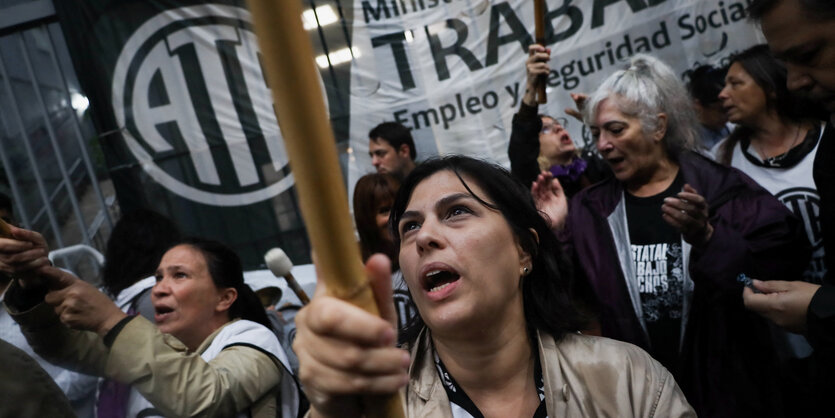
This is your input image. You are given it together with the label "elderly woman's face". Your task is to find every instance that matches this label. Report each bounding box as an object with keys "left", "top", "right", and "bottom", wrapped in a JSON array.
[
  {"left": 152, "top": 245, "right": 231, "bottom": 348},
  {"left": 591, "top": 98, "right": 665, "bottom": 185},
  {"left": 397, "top": 170, "right": 529, "bottom": 336}
]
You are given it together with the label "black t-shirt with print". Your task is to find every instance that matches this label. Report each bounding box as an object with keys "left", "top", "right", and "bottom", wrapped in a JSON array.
[{"left": 625, "top": 172, "right": 685, "bottom": 372}]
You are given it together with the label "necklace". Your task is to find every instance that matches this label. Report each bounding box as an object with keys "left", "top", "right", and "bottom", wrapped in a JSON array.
[{"left": 756, "top": 124, "right": 803, "bottom": 165}]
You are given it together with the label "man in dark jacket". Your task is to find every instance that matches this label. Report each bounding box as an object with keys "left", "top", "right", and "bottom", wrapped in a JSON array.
[
  {"left": 742, "top": 0, "right": 835, "bottom": 356},
  {"left": 738, "top": 2, "right": 835, "bottom": 415}
]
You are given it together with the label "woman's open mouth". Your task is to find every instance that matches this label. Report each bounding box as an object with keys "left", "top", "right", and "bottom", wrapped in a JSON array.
[
  {"left": 425, "top": 269, "right": 460, "bottom": 293},
  {"left": 154, "top": 305, "right": 175, "bottom": 322},
  {"left": 420, "top": 264, "right": 462, "bottom": 300},
  {"left": 607, "top": 156, "right": 625, "bottom": 168},
  {"left": 560, "top": 134, "right": 573, "bottom": 145}
]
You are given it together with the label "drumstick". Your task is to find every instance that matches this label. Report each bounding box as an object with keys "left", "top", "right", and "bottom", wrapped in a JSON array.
[
  {"left": 245, "top": 1, "right": 405, "bottom": 416},
  {"left": 265, "top": 248, "right": 311, "bottom": 305},
  {"left": 534, "top": 0, "right": 547, "bottom": 104}
]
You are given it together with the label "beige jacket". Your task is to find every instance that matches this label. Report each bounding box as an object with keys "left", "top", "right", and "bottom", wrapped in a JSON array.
[
  {"left": 404, "top": 329, "right": 696, "bottom": 418},
  {"left": 10, "top": 301, "right": 282, "bottom": 418}
]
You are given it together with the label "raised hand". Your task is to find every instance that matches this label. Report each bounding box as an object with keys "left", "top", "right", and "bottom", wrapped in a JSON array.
[
  {"left": 42, "top": 266, "right": 127, "bottom": 335},
  {"left": 0, "top": 226, "right": 128, "bottom": 333},
  {"left": 661, "top": 184, "right": 714, "bottom": 246},
  {"left": 293, "top": 254, "right": 409, "bottom": 418},
  {"left": 0, "top": 226, "right": 52, "bottom": 287},
  {"left": 564, "top": 92, "right": 589, "bottom": 122},
  {"left": 531, "top": 171, "right": 568, "bottom": 231},
  {"left": 523, "top": 44, "right": 550, "bottom": 107}
]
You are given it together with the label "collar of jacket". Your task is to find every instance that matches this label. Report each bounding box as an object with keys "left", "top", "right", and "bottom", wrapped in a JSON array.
[
  {"left": 404, "top": 328, "right": 695, "bottom": 417},
  {"left": 407, "top": 327, "right": 570, "bottom": 418},
  {"left": 407, "top": 327, "right": 454, "bottom": 418}
]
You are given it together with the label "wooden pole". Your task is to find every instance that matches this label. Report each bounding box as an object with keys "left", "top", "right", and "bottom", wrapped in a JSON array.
[
  {"left": 285, "top": 273, "right": 311, "bottom": 305},
  {"left": 245, "top": 1, "right": 405, "bottom": 416},
  {"left": 534, "top": 0, "right": 547, "bottom": 104}
]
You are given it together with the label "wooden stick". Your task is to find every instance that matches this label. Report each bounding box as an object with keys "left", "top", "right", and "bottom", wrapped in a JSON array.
[
  {"left": 284, "top": 272, "right": 311, "bottom": 305},
  {"left": 245, "top": 1, "right": 405, "bottom": 417},
  {"left": 534, "top": 0, "right": 547, "bottom": 104}
]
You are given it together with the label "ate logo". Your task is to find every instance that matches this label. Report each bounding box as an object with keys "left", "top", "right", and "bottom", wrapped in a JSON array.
[
  {"left": 775, "top": 187, "right": 822, "bottom": 250},
  {"left": 112, "top": 5, "right": 320, "bottom": 206}
]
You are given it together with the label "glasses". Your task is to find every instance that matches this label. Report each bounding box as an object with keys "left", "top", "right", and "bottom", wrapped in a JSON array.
[{"left": 541, "top": 117, "right": 569, "bottom": 134}]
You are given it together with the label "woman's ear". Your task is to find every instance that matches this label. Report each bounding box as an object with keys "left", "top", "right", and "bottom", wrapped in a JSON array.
[
  {"left": 529, "top": 228, "right": 540, "bottom": 245},
  {"left": 654, "top": 113, "right": 668, "bottom": 142},
  {"left": 216, "top": 287, "right": 238, "bottom": 312},
  {"left": 517, "top": 228, "right": 539, "bottom": 269}
]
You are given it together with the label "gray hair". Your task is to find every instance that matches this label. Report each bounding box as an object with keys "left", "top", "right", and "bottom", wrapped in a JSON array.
[{"left": 584, "top": 54, "right": 700, "bottom": 160}]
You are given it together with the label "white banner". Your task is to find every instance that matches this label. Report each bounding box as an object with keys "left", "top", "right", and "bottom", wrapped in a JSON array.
[{"left": 345, "top": 0, "right": 764, "bottom": 193}]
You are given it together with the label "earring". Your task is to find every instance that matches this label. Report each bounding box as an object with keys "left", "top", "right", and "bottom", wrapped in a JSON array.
[{"left": 522, "top": 266, "right": 530, "bottom": 275}]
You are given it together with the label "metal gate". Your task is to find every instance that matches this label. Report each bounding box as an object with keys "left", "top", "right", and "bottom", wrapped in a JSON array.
[{"left": 0, "top": 0, "right": 115, "bottom": 279}]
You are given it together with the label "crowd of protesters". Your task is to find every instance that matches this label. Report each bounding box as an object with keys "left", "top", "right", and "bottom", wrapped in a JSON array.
[{"left": 1, "top": 0, "right": 833, "bottom": 416}]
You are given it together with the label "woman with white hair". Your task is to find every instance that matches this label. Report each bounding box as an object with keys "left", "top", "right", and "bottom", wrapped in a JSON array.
[{"left": 535, "top": 54, "right": 810, "bottom": 417}]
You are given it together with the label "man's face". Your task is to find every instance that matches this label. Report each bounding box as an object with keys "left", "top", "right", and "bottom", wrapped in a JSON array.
[
  {"left": 761, "top": 0, "right": 835, "bottom": 113},
  {"left": 369, "top": 138, "right": 412, "bottom": 178}
]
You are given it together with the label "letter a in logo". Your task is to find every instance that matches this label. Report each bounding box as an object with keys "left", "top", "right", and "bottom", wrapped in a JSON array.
[{"left": 112, "top": 5, "right": 324, "bottom": 206}]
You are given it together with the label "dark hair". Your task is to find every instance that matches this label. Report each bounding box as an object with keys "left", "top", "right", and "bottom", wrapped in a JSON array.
[
  {"left": 732, "top": 45, "right": 805, "bottom": 119},
  {"left": 368, "top": 122, "right": 416, "bottom": 161},
  {"left": 389, "top": 156, "right": 587, "bottom": 345},
  {"left": 175, "top": 238, "right": 271, "bottom": 329},
  {"left": 717, "top": 45, "right": 827, "bottom": 163},
  {"left": 748, "top": 0, "right": 835, "bottom": 21},
  {"left": 0, "top": 192, "right": 11, "bottom": 215},
  {"left": 353, "top": 173, "right": 400, "bottom": 268},
  {"left": 103, "top": 209, "right": 181, "bottom": 296},
  {"left": 687, "top": 65, "right": 727, "bottom": 105}
]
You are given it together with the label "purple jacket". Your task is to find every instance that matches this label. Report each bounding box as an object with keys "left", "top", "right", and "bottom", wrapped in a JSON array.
[{"left": 565, "top": 152, "right": 810, "bottom": 418}]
